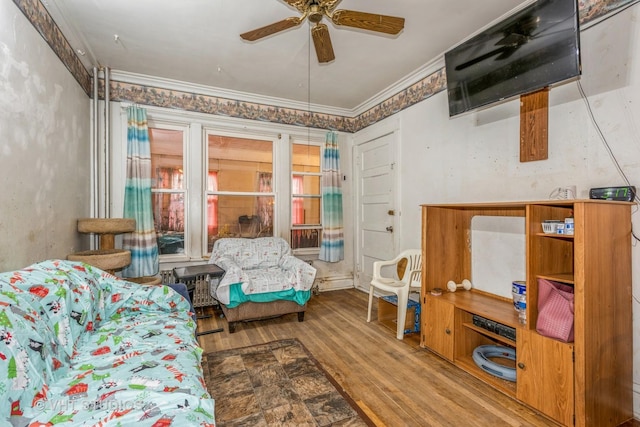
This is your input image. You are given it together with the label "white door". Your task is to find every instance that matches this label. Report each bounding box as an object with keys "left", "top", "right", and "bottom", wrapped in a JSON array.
[{"left": 355, "top": 132, "right": 396, "bottom": 290}]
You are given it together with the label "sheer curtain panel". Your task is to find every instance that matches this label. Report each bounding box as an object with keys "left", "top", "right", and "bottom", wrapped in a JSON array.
[
  {"left": 319, "top": 131, "right": 344, "bottom": 262},
  {"left": 122, "top": 106, "right": 159, "bottom": 277}
]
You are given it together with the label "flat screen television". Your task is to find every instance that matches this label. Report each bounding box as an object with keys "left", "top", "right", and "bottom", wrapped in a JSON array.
[{"left": 444, "top": 0, "right": 581, "bottom": 117}]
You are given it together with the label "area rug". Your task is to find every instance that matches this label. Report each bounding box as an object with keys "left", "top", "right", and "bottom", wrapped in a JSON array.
[{"left": 202, "top": 338, "right": 376, "bottom": 427}]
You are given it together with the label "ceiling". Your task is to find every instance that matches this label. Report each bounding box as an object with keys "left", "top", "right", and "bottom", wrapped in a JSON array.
[{"left": 43, "top": 0, "right": 529, "bottom": 111}]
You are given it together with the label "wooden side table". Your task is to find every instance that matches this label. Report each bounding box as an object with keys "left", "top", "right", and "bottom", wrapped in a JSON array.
[{"left": 173, "top": 264, "right": 225, "bottom": 336}]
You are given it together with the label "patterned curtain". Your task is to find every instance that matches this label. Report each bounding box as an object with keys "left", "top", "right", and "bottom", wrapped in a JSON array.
[
  {"left": 122, "top": 106, "right": 159, "bottom": 278},
  {"left": 319, "top": 131, "right": 344, "bottom": 262},
  {"left": 292, "top": 176, "right": 304, "bottom": 225},
  {"left": 207, "top": 172, "right": 218, "bottom": 235},
  {"left": 257, "top": 172, "right": 273, "bottom": 231}
]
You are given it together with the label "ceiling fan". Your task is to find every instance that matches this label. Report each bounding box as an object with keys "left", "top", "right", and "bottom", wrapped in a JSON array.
[{"left": 240, "top": 0, "right": 405, "bottom": 63}]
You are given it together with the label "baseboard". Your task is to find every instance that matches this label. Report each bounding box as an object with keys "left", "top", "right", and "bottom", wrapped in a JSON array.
[{"left": 316, "top": 275, "right": 354, "bottom": 292}]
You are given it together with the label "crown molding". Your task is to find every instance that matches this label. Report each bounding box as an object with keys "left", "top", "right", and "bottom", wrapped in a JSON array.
[
  {"left": 110, "top": 70, "right": 352, "bottom": 118},
  {"left": 353, "top": 56, "right": 446, "bottom": 116}
]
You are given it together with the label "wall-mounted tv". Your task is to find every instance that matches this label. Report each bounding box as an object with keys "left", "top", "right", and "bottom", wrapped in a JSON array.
[{"left": 444, "top": 0, "right": 581, "bottom": 117}]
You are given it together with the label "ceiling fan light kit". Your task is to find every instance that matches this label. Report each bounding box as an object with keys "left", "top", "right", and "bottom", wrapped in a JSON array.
[{"left": 240, "top": 0, "right": 405, "bottom": 63}]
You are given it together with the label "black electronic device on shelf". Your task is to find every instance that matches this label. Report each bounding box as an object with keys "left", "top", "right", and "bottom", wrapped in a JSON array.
[
  {"left": 589, "top": 186, "right": 636, "bottom": 201},
  {"left": 472, "top": 314, "right": 516, "bottom": 342}
]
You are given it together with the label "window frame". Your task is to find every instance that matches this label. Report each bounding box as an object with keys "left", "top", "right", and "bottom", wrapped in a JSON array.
[
  {"left": 148, "top": 121, "right": 190, "bottom": 262},
  {"left": 113, "top": 105, "right": 330, "bottom": 265},
  {"left": 290, "top": 140, "right": 323, "bottom": 255},
  {"left": 203, "top": 129, "right": 278, "bottom": 254}
]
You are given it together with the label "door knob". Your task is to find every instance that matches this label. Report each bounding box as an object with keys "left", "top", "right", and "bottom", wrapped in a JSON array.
[
  {"left": 386, "top": 226, "right": 393, "bottom": 232},
  {"left": 517, "top": 362, "right": 525, "bottom": 370}
]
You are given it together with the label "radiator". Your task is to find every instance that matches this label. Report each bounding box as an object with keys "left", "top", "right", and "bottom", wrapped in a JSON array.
[
  {"left": 160, "top": 269, "right": 216, "bottom": 308},
  {"left": 160, "top": 270, "right": 176, "bottom": 285}
]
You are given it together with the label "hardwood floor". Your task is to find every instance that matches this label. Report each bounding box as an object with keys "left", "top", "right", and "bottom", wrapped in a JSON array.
[{"left": 196, "top": 289, "right": 637, "bottom": 427}]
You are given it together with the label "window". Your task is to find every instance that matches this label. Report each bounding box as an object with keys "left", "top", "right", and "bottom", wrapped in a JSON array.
[
  {"left": 291, "top": 143, "right": 322, "bottom": 250},
  {"left": 132, "top": 111, "right": 327, "bottom": 261},
  {"left": 205, "top": 134, "right": 275, "bottom": 252},
  {"left": 149, "top": 126, "right": 187, "bottom": 256}
]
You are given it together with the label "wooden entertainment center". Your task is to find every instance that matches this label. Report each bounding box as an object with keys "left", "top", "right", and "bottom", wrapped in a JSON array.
[{"left": 420, "top": 200, "right": 632, "bottom": 427}]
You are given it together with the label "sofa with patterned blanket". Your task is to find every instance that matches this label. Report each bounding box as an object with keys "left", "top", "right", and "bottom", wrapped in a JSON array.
[
  {"left": 208, "top": 237, "right": 317, "bottom": 333},
  {"left": 0, "top": 260, "right": 215, "bottom": 426}
]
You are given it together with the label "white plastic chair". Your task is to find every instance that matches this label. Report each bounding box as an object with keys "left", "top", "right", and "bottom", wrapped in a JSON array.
[{"left": 367, "top": 249, "right": 422, "bottom": 340}]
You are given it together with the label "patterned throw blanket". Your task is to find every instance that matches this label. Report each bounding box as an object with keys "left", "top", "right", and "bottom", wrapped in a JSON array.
[
  {"left": 208, "top": 237, "right": 316, "bottom": 306},
  {"left": 0, "top": 260, "right": 215, "bottom": 426}
]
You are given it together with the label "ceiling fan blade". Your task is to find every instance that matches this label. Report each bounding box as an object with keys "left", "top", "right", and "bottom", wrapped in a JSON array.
[
  {"left": 282, "top": 0, "right": 308, "bottom": 14},
  {"left": 240, "top": 16, "right": 303, "bottom": 41},
  {"left": 319, "top": 0, "right": 343, "bottom": 12},
  {"left": 331, "top": 10, "right": 405, "bottom": 35},
  {"left": 312, "top": 23, "right": 335, "bottom": 63}
]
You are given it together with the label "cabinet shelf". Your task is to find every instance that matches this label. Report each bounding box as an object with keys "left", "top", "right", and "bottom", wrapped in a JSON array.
[
  {"left": 435, "top": 291, "right": 519, "bottom": 328},
  {"left": 534, "top": 232, "right": 574, "bottom": 239},
  {"left": 462, "top": 322, "right": 516, "bottom": 346},
  {"left": 536, "top": 273, "right": 574, "bottom": 285}
]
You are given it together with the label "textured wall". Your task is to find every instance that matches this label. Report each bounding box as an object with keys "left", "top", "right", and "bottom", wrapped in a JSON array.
[
  {"left": 0, "top": 1, "right": 90, "bottom": 270},
  {"left": 389, "top": 5, "right": 640, "bottom": 417}
]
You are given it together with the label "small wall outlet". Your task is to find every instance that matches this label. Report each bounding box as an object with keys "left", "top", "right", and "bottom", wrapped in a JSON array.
[
  {"left": 564, "top": 185, "right": 577, "bottom": 199},
  {"left": 550, "top": 186, "right": 577, "bottom": 200}
]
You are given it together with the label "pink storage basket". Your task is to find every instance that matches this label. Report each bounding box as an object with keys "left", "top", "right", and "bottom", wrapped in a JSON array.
[{"left": 536, "top": 278, "right": 575, "bottom": 342}]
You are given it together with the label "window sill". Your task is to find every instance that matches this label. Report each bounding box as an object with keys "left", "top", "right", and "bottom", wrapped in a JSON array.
[
  {"left": 292, "top": 248, "right": 320, "bottom": 257},
  {"left": 158, "top": 254, "right": 191, "bottom": 266}
]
